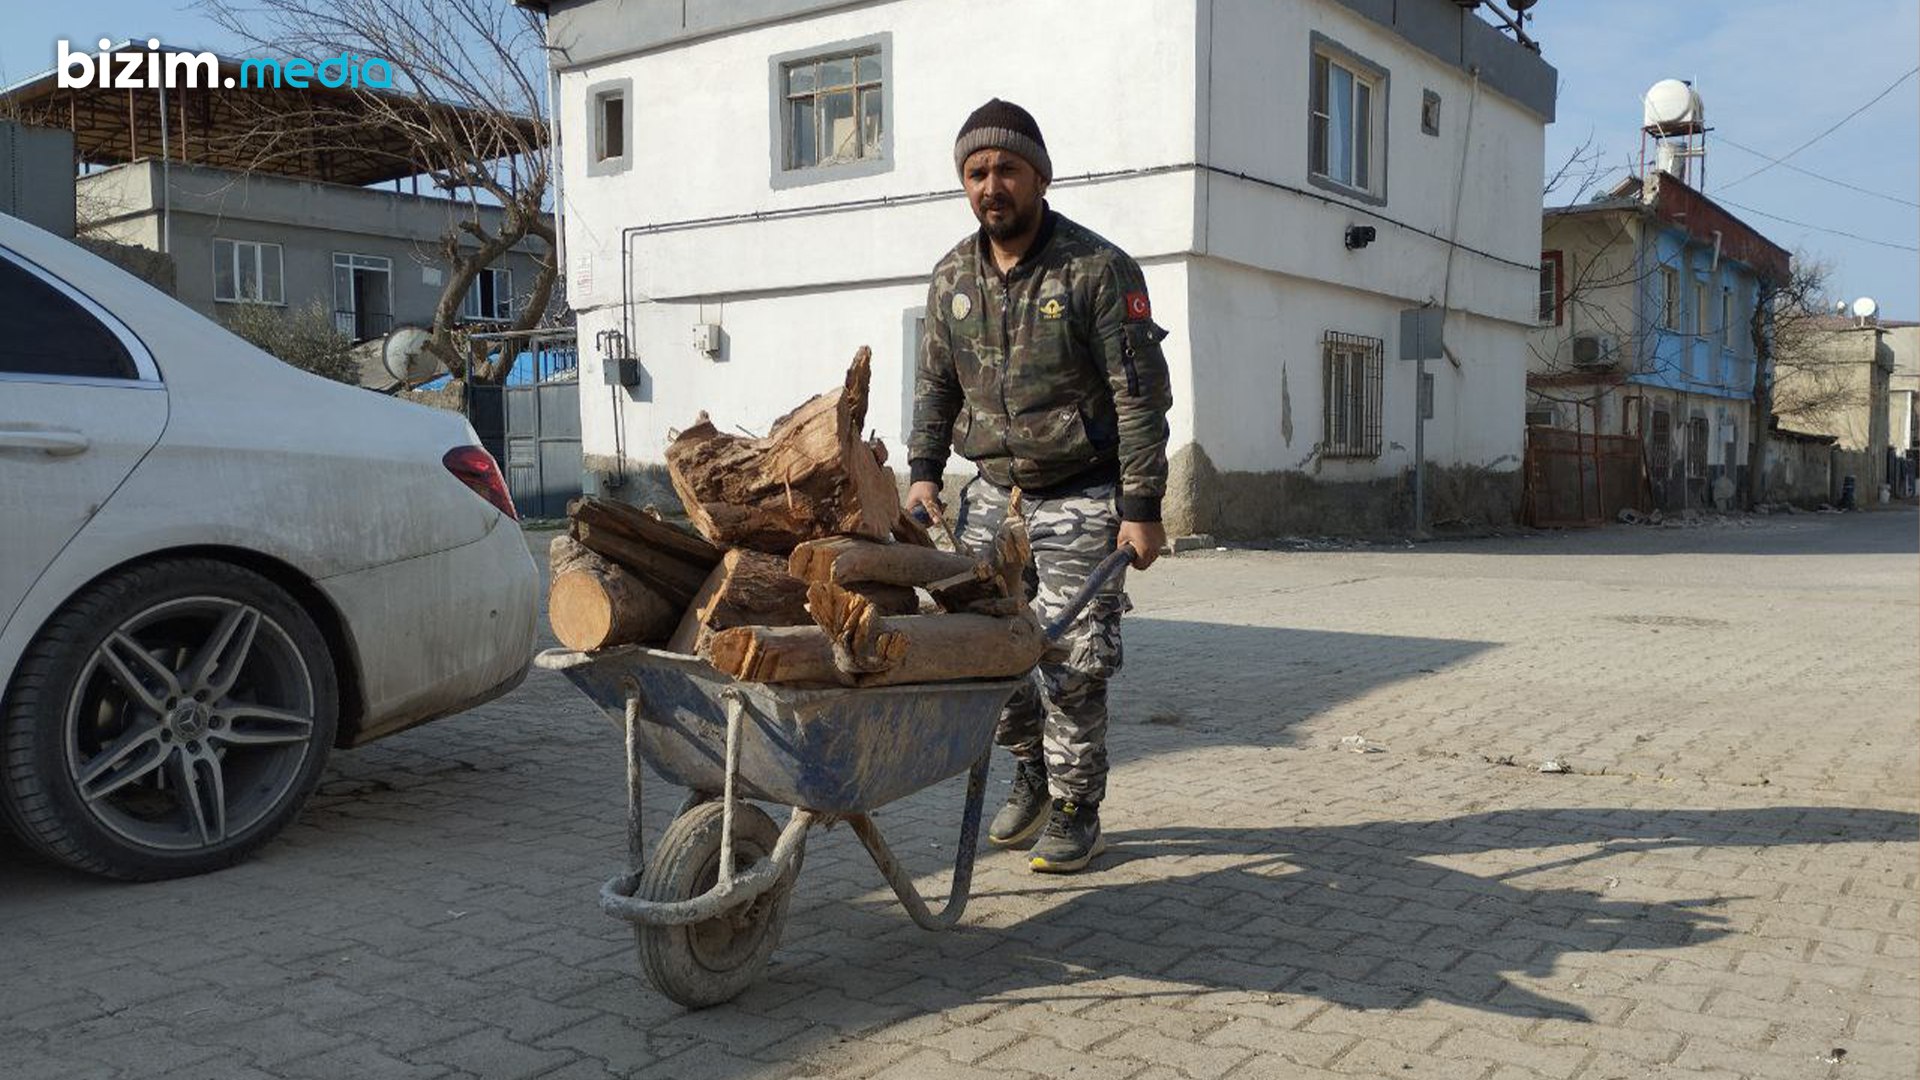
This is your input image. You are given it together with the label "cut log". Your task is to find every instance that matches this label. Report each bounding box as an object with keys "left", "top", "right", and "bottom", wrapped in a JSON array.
[
  {"left": 665, "top": 348, "right": 903, "bottom": 552},
  {"left": 845, "top": 582, "right": 920, "bottom": 616},
  {"left": 547, "top": 535, "right": 679, "bottom": 651},
  {"left": 568, "top": 496, "right": 721, "bottom": 569},
  {"left": 570, "top": 519, "right": 713, "bottom": 607},
  {"left": 665, "top": 549, "right": 814, "bottom": 656},
  {"left": 787, "top": 536, "right": 988, "bottom": 589},
  {"left": 803, "top": 581, "right": 1047, "bottom": 687},
  {"left": 706, "top": 625, "right": 843, "bottom": 686}
]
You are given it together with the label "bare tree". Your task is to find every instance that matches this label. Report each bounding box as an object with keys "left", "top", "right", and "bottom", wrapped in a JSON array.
[
  {"left": 198, "top": 0, "right": 555, "bottom": 380},
  {"left": 1541, "top": 130, "right": 1617, "bottom": 209},
  {"left": 1746, "top": 258, "right": 1833, "bottom": 507}
]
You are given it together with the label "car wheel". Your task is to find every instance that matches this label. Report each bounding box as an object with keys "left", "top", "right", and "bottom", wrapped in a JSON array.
[{"left": 0, "top": 558, "right": 338, "bottom": 880}]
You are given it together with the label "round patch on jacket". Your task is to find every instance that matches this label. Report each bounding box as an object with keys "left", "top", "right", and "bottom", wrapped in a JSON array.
[{"left": 950, "top": 292, "right": 973, "bottom": 320}]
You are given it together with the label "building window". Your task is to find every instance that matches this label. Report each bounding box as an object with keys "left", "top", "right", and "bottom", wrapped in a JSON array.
[
  {"left": 1420, "top": 89, "right": 1442, "bottom": 136},
  {"left": 332, "top": 253, "right": 393, "bottom": 341},
  {"left": 1526, "top": 406, "right": 1555, "bottom": 428},
  {"left": 1693, "top": 279, "right": 1710, "bottom": 338},
  {"left": 462, "top": 267, "right": 513, "bottom": 323},
  {"left": 1719, "top": 286, "right": 1733, "bottom": 350},
  {"left": 586, "top": 78, "right": 632, "bottom": 177},
  {"left": 1649, "top": 409, "right": 1672, "bottom": 474},
  {"left": 1322, "top": 330, "right": 1383, "bottom": 458},
  {"left": 1686, "top": 416, "right": 1709, "bottom": 479},
  {"left": 1309, "top": 37, "right": 1386, "bottom": 201},
  {"left": 213, "top": 238, "right": 283, "bottom": 304},
  {"left": 1658, "top": 266, "right": 1679, "bottom": 329},
  {"left": 1539, "top": 251, "right": 1564, "bottom": 325},
  {"left": 770, "top": 36, "right": 891, "bottom": 188}
]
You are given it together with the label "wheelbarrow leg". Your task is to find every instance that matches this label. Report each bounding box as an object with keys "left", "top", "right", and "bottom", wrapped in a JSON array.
[
  {"left": 623, "top": 693, "right": 646, "bottom": 883},
  {"left": 847, "top": 750, "right": 991, "bottom": 931}
]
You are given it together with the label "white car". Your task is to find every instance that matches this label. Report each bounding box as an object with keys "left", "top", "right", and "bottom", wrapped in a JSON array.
[{"left": 0, "top": 213, "right": 539, "bottom": 880}]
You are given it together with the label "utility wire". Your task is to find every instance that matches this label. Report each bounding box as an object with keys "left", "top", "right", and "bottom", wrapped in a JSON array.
[
  {"left": 1720, "top": 66, "right": 1919, "bottom": 190},
  {"left": 1716, "top": 135, "right": 1919, "bottom": 208},
  {"left": 1714, "top": 196, "right": 1920, "bottom": 253}
]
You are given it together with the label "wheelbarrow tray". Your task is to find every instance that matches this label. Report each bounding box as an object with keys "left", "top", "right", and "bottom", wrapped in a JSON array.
[{"left": 537, "top": 645, "right": 1023, "bottom": 813}]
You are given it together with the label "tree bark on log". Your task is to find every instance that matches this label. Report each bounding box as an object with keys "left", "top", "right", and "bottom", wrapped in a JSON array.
[
  {"left": 786, "top": 536, "right": 988, "bottom": 589},
  {"left": 548, "top": 535, "right": 679, "bottom": 651},
  {"left": 665, "top": 348, "right": 903, "bottom": 552},
  {"left": 665, "top": 549, "right": 813, "bottom": 657},
  {"left": 570, "top": 520, "right": 713, "bottom": 608},
  {"left": 568, "top": 496, "right": 722, "bottom": 569},
  {"left": 801, "top": 581, "right": 1047, "bottom": 686},
  {"left": 706, "top": 625, "right": 843, "bottom": 686}
]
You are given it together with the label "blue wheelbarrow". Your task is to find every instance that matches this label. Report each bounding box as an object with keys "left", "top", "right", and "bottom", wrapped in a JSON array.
[{"left": 535, "top": 543, "right": 1133, "bottom": 1007}]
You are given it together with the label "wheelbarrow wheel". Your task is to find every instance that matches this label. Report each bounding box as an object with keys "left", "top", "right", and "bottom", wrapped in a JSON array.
[{"left": 636, "top": 800, "right": 799, "bottom": 1008}]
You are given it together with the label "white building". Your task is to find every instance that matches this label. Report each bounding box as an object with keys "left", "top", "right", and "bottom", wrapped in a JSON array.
[{"left": 525, "top": 0, "right": 1556, "bottom": 536}]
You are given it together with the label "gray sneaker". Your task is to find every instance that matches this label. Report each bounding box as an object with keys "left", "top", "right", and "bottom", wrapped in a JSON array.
[
  {"left": 1029, "top": 798, "right": 1105, "bottom": 873},
  {"left": 988, "top": 757, "right": 1050, "bottom": 848}
]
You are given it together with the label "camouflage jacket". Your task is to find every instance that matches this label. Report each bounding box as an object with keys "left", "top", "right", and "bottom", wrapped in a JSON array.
[{"left": 908, "top": 207, "right": 1173, "bottom": 522}]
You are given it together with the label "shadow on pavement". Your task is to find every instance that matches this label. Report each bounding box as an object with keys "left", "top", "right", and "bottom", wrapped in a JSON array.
[
  {"left": 804, "top": 805, "right": 1918, "bottom": 1027},
  {"left": 1113, "top": 619, "right": 1495, "bottom": 752}
]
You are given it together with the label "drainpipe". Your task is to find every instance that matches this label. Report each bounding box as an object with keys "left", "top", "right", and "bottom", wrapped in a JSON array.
[{"left": 158, "top": 81, "right": 171, "bottom": 255}]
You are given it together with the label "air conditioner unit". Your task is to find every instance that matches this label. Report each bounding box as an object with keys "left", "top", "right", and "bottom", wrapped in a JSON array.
[{"left": 1572, "top": 334, "right": 1618, "bottom": 368}]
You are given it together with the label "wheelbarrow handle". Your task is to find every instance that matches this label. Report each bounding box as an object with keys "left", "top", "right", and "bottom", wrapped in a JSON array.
[{"left": 1041, "top": 542, "right": 1136, "bottom": 643}]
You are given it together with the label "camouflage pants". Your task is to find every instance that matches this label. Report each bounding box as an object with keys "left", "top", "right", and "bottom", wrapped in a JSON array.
[{"left": 955, "top": 474, "right": 1128, "bottom": 805}]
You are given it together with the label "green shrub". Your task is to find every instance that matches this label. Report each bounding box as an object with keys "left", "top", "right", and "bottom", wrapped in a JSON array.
[{"left": 220, "top": 300, "right": 360, "bottom": 385}]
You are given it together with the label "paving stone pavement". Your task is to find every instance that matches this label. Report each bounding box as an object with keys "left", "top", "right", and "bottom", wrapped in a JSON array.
[{"left": 3, "top": 508, "right": 1915, "bottom": 1080}]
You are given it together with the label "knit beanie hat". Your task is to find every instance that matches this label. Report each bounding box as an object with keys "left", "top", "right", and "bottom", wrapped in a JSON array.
[{"left": 953, "top": 98, "right": 1052, "bottom": 181}]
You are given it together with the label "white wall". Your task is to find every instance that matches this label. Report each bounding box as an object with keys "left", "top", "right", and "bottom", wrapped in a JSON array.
[
  {"left": 558, "top": 0, "right": 1200, "bottom": 470},
  {"left": 1186, "top": 257, "right": 1523, "bottom": 477},
  {"left": 556, "top": 0, "right": 1547, "bottom": 487},
  {"left": 1201, "top": 0, "right": 1544, "bottom": 327}
]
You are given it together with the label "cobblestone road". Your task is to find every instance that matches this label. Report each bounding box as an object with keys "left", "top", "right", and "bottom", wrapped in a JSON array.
[{"left": 4, "top": 508, "right": 1915, "bottom": 1080}]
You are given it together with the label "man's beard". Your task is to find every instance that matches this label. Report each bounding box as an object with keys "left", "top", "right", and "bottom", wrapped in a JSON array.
[{"left": 979, "top": 196, "right": 1040, "bottom": 242}]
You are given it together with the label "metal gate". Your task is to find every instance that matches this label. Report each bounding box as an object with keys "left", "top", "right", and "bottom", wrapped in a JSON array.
[
  {"left": 465, "top": 330, "right": 581, "bottom": 521},
  {"left": 1522, "top": 425, "right": 1650, "bottom": 527}
]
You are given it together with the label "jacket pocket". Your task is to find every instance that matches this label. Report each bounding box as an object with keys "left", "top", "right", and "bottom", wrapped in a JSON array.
[{"left": 1009, "top": 406, "right": 1094, "bottom": 463}]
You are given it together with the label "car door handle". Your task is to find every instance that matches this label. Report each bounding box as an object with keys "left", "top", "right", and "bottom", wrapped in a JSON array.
[{"left": 0, "top": 426, "right": 91, "bottom": 457}]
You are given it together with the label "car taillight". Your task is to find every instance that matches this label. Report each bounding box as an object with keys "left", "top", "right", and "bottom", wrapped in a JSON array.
[{"left": 443, "top": 446, "right": 518, "bottom": 520}]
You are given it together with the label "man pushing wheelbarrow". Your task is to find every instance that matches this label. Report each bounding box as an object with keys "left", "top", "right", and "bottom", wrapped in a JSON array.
[
  {"left": 538, "top": 98, "right": 1171, "bottom": 1008},
  {"left": 908, "top": 98, "right": 1176, "bottom": 873}
]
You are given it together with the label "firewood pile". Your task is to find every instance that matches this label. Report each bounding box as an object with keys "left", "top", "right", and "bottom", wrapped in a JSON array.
[{"left": 548, "top": 347, "right": 1039, "bottom": 687}]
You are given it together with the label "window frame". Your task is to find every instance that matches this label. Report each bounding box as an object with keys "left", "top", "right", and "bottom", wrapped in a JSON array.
[
  {"left": 1307, "top": 32, "right": 1389, "bottom": 206},
  {"left": 212, "top": 237, "right": 284, "bottom": 306},
  {"left": 332, "top": 252, "right": 394, "bottom": 339},
  {"left": 586, "top": 77, "right": 632, "bottom": 178},
  {"left": 768, "top": 34, "right": 893, "bottom": 190},
  {"left": 1539, "top": 250, "right": 1564, "bottom": 325},
  {"left": 1686, "top": 415, "right": 1710, "bottom": 480},
  {"left": 1693, "top": 279, "right": 1710, "bottom": 338},
  {"left": 1657, "top": 266, "right": 1679, "bottom": 330},
  {"left": 0, "top": 245, "right": 159, "bottom": 386},
  {"left": 1321, "top": 330, "right": 1384, "bottom": 459},
  {"left": 1719, "top": 285, "right": 1734, "bottom": 351},
  {"left": 461, "top": 266, "right": 514, "bottom": 324}
]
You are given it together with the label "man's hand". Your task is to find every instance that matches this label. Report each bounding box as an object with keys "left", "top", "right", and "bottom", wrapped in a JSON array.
[
  {"left": 1117, "top": 520, "right": 1167, "bottom": 571},
  {"left": 907, "top": 481, "right": 945, "bottom": 524}
]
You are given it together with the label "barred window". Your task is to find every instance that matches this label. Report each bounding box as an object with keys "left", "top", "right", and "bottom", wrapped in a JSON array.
[{"left": 1322, "top": 330, "right": 1383, "bottom": 458}]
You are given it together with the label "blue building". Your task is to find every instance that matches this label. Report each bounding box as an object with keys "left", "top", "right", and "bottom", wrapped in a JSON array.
[{"left": 1527, "top": 172, "right": 1790, "bottom": 513}]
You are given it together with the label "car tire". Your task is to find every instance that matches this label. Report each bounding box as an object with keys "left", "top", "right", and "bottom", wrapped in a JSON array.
[{"left": 0, "top": 558, "right": 339, "bottom": 880}]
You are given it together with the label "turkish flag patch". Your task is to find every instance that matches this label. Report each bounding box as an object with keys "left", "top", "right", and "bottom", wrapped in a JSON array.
[{"left": 1124, "top": 291, "right": 1151, "bottom": 322}]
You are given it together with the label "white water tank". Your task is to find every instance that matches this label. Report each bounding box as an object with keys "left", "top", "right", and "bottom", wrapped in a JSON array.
[{"left": 1643, "top": 79, "right": 1704, "bottom": 135}]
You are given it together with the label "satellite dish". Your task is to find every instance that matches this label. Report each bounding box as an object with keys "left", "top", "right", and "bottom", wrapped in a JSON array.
[
  {"left": 1643, "top": 79, "right": 1704, "bottom": 134},
  {"left": 1852, "top": 297, "right": 1879, "bottom": 320},
  {"left": 1835, "top": 300, "right": 1850, "bottom": 315},
  {"left": 381, "top": 326, "right": 439, "bottom": 383}
]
